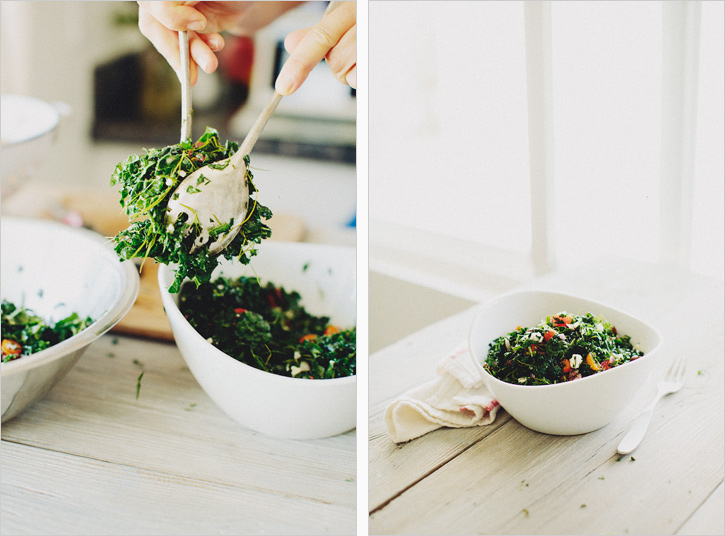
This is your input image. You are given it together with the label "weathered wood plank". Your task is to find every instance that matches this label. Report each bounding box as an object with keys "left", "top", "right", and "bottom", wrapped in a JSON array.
[
  {"left": 2, "top": 335, "right": 355, "bottom": 535},
  {"left": 1, "top": 442, "right": 355, "bottom": 536}
]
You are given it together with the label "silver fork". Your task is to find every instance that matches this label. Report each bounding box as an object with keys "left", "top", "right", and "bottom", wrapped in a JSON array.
[{"left": 617, "top": 358, "right": 687, "bottom": 455}]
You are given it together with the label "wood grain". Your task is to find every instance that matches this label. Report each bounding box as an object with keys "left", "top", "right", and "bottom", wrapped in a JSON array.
[{"left": 1, "top": 335, "right": 355, "bottom": 535}]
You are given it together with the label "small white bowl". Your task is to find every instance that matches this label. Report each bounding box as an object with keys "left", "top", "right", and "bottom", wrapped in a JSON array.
[
  {"left": 1, "top": 217, "right": 139, "bottom": 422},
  {"left": 1, "top": 95, "right": 61, "bottom": 196},
  {"left": 468, "top": 289, "right": 663, "bottom": 435},
  {"left": 158, "top": 241, "right": 356, "bottom": 439}
]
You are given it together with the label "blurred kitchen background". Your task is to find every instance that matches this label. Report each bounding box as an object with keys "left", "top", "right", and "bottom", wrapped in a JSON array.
[
  {"left": 1, "top": 0, "right": 356, "bottom": 246},
  {"left": 369, "top": 1, "right": 723, "bottom": 352}
]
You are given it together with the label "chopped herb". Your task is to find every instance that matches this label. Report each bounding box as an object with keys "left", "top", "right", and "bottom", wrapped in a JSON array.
[
  {"left": 483, "top": 312, "right": 644, "bottom": 385},
  {"left": 179, "top": 275, "right": 356, "bottom": 379},
  {"left": 522, "top": 508, "right": 530, "bottom": 518},
  {"left": 135, "top": 371, "right": 144, "bottom": 399},
  {"left": 630, "top": 456, "right": 636, "bottom": 462},
  {"left": 111, "top": 127, "right": 272, "bottom": 293},
  {"left": 1, "top": 300, "right": 93, "bottom": 363}
]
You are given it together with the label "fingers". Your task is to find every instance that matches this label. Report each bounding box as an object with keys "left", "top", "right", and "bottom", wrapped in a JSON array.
[
  {"left": 138, "top": 1, "right": 224, "bottom": 86},
  {"left": 275, "top": 1, "right": 356, "bottom": 95},
  {"left": 139, "top": 1, "right": 207, "bottom": 32},
  {"left": 326, "top": 23, "right": 356, "bottom": 89}
]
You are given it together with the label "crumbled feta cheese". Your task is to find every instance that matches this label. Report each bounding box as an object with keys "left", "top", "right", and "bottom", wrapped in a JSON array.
[
  {"left": 290, "top": 361, "right": 311, "bottom": 377},
  {"left": 518, "top": 377, "right": 527, "bottom": 384},
  {"left": 571, "top": 353, "right": 583, "bottom": 369},
  {"left": 595, "top": 323, "right": 604, "bottom": 331}
]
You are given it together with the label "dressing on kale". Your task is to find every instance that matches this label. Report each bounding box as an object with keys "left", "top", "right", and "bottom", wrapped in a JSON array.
[
  {"left": 179, "top": 276, "right": 356, "bottom": 379},
  {"left": 111, "top": 127, "right": 272, "bottom": 293},
  {"left": 483, "top": 312, "right": 643, "bottom": 385},
  {"left": 1, "top": 300, "right": 93, "bottom": 363}
]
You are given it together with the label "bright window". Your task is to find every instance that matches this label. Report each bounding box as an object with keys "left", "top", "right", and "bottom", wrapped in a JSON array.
[{"left": 369, "top": 0, "right": 723, "bottom": 299}]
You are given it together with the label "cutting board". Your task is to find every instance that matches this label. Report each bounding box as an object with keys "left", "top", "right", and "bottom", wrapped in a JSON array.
[{"left": 58, "top": 190, "right": 305, "bottom": 341}]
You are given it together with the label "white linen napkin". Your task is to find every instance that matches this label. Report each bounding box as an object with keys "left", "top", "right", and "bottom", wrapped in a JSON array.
[{"left": 384, "top": 343, "right": 500, "bottom": 443}]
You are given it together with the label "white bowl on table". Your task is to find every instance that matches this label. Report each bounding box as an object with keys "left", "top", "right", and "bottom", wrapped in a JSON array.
[
  {"left": 468, "top": 289, "right": 663, "bottom": 435},
  {"left": 1, "top": 217, "right": 140, "bottom": 422},
  {"left": 158, "top": 241, "right": 357, "bottom": 440}
]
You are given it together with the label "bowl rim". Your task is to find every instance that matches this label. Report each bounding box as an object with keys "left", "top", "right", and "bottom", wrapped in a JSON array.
[
  {"left": 157, "top": 243, "right": 357, "bottom": 386},
  {"left": 1, "top": 218, "right": 140, "bottom": 377},
  {"left": 467, "top": 288, "right": 663, "bottom": 392},
  {"left": 1, "top": 94, "right": 60, "bottom": 147}
]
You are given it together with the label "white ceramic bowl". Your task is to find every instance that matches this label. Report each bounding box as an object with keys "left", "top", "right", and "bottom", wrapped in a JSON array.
[
  {"left": 158, "top": 241, "right": 356, "bottom": 439},
  {"left": 1, "top": 217, "right": 140, "bottom": 422},
  {"left": 1, "top": 95, "right": 61, "bottom": 196},
  {"left": 468, "top": 290, "right": 663, "bottom": 435}
]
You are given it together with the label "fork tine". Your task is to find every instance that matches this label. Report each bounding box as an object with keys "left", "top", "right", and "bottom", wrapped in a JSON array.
[{"left": 668, "top": 358, "right": 686, "bottom": 383}]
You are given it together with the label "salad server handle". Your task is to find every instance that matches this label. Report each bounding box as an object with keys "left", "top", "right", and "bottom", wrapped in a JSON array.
[{"left": 179, "top": 30, "right": 192, "bottom": 143}]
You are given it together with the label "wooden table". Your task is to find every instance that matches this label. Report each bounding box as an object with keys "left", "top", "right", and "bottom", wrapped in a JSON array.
[
  {"left": 1, "top": 335, "right": 356, "bottom": 535},
  {"left": 369, "top": 258, "right": 724, "bottom": 535}
]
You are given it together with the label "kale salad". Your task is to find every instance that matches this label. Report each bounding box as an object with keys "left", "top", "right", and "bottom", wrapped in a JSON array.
[
  {"left": 1, "top": 300, "right": 94, "bottom": 363},
  {"left": 483, "top": 312, "right": 643, "bottom": 385},
  {"left": 179, "top": 276, "right": 356, "bottom": 379},
  {"left": 111, "top": 127, "right": 272, "bottom": 293}
]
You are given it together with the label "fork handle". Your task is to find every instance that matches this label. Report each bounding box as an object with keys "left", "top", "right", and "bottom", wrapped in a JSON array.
[{"left": 616, "top": 394, "right": 662, "bottom": 455}]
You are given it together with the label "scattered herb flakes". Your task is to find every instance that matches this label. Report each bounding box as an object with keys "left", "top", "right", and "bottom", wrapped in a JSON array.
[
  {"left": 580, "top": 504, "right": 587, "bottom": 509},
  {"left": 111, "top": 127, "right": 272, "bottom": 293},
  {"left": 184, "top": 403, "right": 197, "bottom": 411},
  {"left": 598, "top": 476, "right": 605, "bottom": 480},
  {"left": 1, "top": 300, "right": 93, "bottom": 363},
  {"left": 630, "top": 456, "right": 636, "bottom": 462},
  {"left": 135, "top": 371, "right": 144, "bottom": 400},
  {"left": 133, "top": 359, "right": 144, "bottom": 368},
  {"left": 522, "top": 508, "right": 530, "bottom": 518},
  {"left": 179, "top": 275, "right": 356, "bottom": 379},
  {"left": 483, "top": 312, "right": 644, "bottom": 385}
]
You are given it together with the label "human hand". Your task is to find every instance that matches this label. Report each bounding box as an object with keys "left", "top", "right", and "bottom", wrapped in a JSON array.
[
  {"left": 276, "top": 1, "right": 357, "bottom": 95},
  {"left": 137, "top": 1, "right": 301, "bottom": 85}
]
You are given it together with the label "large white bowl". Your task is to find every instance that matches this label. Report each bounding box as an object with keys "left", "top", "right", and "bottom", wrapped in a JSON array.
[
  {"left": 468, "top": 290, "right": 663, "bottom": 435},
  {"left": 1, "top": 217, "right": 140, "bottom": 422},
  {"left": 158, "top": 241, "right": 356, "bottom": 439}
]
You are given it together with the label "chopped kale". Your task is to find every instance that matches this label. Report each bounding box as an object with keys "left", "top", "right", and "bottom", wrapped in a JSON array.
[
  {"left": 111, "top": 127, "right": 272, "bottom": 293},
  {"left": 483, "top": 312, "right": 643, "bottom": 385},
  {"left": 1, "top": 300, "right": 93, "bottom": 363},
  {"left": 179, "top": 276, "right": 356, "bottom": 379}
]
